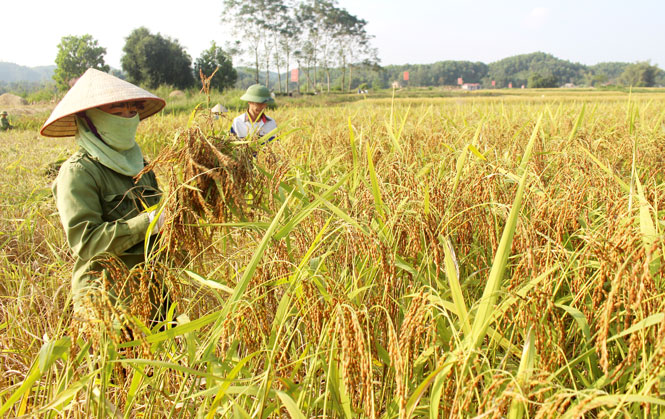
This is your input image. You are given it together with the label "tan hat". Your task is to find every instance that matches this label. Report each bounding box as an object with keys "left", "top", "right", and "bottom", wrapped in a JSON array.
[
  {"left": 211, "top": 103, "right": 228, "bottom": 113},
  {"left": 40, "top": 68, "right": 166, "bottom": 137}
]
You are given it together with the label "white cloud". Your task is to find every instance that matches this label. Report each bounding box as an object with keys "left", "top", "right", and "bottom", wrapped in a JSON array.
[{"left": 525, "top": 7, "right": 551, "bottom": 29}]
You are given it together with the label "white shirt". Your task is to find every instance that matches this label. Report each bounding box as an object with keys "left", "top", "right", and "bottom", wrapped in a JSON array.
[{"left": 230, "top": 113, "right": 277, "bottom": 144}]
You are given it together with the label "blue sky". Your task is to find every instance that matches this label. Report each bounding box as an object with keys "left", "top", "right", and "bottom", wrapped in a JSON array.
[{"left": 1, "top": 0, "right": 663, "bottom": 69}]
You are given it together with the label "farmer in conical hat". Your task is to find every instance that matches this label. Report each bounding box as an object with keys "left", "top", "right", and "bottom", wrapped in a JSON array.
[
  {"left": 211, "top": 103, "right": 227, "bottom": 120},
  {"left": 41, "top": 68, "right": 166, "bottom": 317},
  {"left": 0, "top": 111, "right": 12, "bottom": 131},
  {"left": 231, "top": 84, "right": 277, "bottom": 145}
]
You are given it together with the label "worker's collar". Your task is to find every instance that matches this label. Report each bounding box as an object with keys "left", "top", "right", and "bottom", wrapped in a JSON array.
[{"left": 245, "top": 112, "right": 268, "bottom": 124}]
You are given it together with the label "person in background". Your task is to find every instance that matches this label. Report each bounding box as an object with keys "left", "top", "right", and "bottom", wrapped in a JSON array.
[
  {"left": 40, "top": 68, "right": 167, "bottom": 320},
  {"left": 1, "top": 111, "right": 12, "bottom": 131},
  {"left": 231, "top": 84, "right": 277, "bottom": 145},
  {"left": 211, "top": 103, "right": 228, "bottom": 120}
]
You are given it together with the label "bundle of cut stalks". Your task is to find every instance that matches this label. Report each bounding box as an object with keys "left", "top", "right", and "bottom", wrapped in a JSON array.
[
  {"left": 71, "top": 256, "right": 182, "bottom": 355},
  {"left": 137, "top": 126, "right": 265, "bottom": 260}
]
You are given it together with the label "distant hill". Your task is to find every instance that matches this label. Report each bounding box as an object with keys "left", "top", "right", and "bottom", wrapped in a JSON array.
[
  {"left": 370, "top": 52, "right": 664, "bottom": 89},
  {"left": 589, "top": 62, "right": 630, "bottom": 84},
  {"left": 485, "top": 52, "right": 588, "bottom": 87},
  {"left": 1, "top": 54, "right": 662, "bottom": 91},
  {"left": 235, "top": 66, "right": 281, "bottom": 89},
  {"left": 0, "top": 62, "right": 55, "bottom": 83}
]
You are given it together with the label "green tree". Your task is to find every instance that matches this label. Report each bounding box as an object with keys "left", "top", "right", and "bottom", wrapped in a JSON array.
[
  {"left": 53, "top": 34, "right": 109, "bottom": 91},
  {"left": 273, "top": 3, "right": 298, "bottom": 93},
  {"left": 485, "top": 52, "right": 585, "bottom": 88},
  {"left": 331, "top": 5, "right": 374, "bottom": 92},
  {"left": 370, "top": 73, "right": 384, "bottom": 90},
  {"left": 527, "top": 73, "right": 558, "bottom": 88},
  {"left": 656, "top": 69, "right": 665, "bottom": 86},
  {"left": 121, "top": 27, "right": 194, "bottom": 89},
  {"left": 194, "top": 42, "right": 238, "bottom": 91},
  {"left": 619, "top": 61, "right": 659, "bottom": 87},
  {"left": 222, "top": 0, "right": 279, "bottom": 85},
  {"left": 375, "top": 61, "right": 487, "bottom": 88},
  {"left": 589, "top": 62, "right": 628, "bottom": 85}
]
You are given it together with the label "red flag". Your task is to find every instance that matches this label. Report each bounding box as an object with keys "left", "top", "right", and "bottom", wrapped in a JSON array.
[
  {"left": 491, "top": 80, "right": 496, "bottom": 87},
  {"left": 508, "top": 82, "right": 513, "bottom": 88},
  {"left": 403, "top": 71, "right": 409, "bottom": 81},
  {"left": 457, "top": 77, "right": 463, "bottom": 85},
  {"left": 291, "top": 69, "right": 298, "bottom": 82}
]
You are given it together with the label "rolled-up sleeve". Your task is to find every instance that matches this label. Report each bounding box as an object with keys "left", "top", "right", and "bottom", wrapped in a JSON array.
[{"left": 53, "top": 161, "right": 150, "bottom": 262}]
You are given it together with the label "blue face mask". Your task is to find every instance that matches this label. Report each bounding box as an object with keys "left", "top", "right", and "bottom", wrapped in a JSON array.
[{"left": 85, "top": 107, "right": 140, "bottom": 151}]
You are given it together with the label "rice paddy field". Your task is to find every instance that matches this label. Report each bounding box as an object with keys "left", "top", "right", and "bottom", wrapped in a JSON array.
[{"left": 1, "top": 89, "right": 665, "bottom": 417}]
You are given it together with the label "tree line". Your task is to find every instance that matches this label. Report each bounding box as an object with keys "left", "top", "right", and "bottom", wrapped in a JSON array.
[
  {"left": 246, "top": 53, "right": 664, "bottom": 91},
  {"left": 221, "top": 0, "right": 376, "bottom": 93},
  {"left": 53, "top": 30, "right": 238, "bottom": 92},
  {"left": 51, "top": 0, "right": 376, "bottom": 94},
  {"left": 361, "top": 53, "right": 665, "bottom": 89},
  {"left": 41, "top": 32, "right": 665, "bottom": 94}
]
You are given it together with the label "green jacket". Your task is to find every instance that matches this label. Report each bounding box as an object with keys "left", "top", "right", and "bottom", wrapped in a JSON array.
[
  {"left": 52, "top": 149, "right": 161, "bottom": 306},
  {"left": 0, "top": 116, "right": 10, "bottom": 131}
]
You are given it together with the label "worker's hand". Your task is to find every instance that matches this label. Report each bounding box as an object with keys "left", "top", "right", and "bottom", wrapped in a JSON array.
[{"left": 148, "top": 209, "right": 166, "bottom": 235}]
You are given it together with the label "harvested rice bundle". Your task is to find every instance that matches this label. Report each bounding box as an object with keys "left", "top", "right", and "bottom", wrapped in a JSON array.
[
  {"left": 71, "top": 256, "right": 182, "bottom": 355},
  {"left": 137, "top": 126, "right": 265, "bottom": 260}
]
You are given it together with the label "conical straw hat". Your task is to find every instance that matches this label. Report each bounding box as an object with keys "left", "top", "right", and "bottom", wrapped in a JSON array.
[
  {"left": 211, "top": 103, "right": 228, "bottom": 113},
  {"left": 40, "top": 68, "right": 166, "bottom": 137}
]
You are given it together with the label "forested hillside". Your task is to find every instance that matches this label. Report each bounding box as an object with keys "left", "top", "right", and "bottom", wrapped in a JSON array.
[
  {"left": 264, "top": 52, "right": 664, "bottom": 91},
  {"left": 1, "top": 52, "right": 663, "bottom": 95},
  {"left": 0, "top": 62, "right": 55, "bottom": 83}
]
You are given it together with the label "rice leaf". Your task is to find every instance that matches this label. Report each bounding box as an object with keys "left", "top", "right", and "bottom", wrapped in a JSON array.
[
  {"left": 507, "top": 327, "right": 536, "bottom": 419},
  {"left": 607, "top": 313, "right": 663, "bottom": 343},
  {"left": 327, "top": 343, "right": 353, "bottom": 418},
  {"left": 276, "top": 391, "right": 306, "bottom": 419},
  {"left": 366, "top": 142, "right": 385, "bottom": 223},
  {"left": 206, "top": 352, "right": 259, "bottom": 419},
  {"left": 652, "top": 106, "right": 665, "bottom": 135},
  {"left": 184, "top": 270, "right": 234, "bottom": 294},
  {"left": 233, "top": 404, "right": 253, "bottom": 419},
  {"left": 274, "top": 174, "right": 350, "bottom": 240},
  {"left": 568, "top": 103, "right": 586, "bottom": 141},
  {"left": 187, "top": 105, "right": 202, "bottom": 128},
  {"left": 406, "top": 355, "right": 456, "bottom": 418},
  {"left": 118, "top": 310, "right": 221, "bottom": 349},
  {"left": 1, "top": 336, "right": 72, "bottom": 415},
  {"left": 451, "top": 146, "right": 468, "bottom": 196},
  {"left": 429, "top": 371, "right": 446, "bottom": 419},
  {"left": 467, "top": 144, "right": 487, "bottom": 161},
  {"left": 634, "top": 174, "right": 661, "bottom": 273},
  {"left": 40, "top": 371, "right": 97, "bottom": 413},
  {"left": 0, "top": 366, "right": 39, "bottom": 416},
  {"left": 468, "top": 114, "right": 542, "bottom": 350},
  {"left": 441, "top": 237, "right": 470, "bottom": 335},
  {"left": 556, "top": 304, "right": 601, "bottom": 379},
  {"left": 38, "top": 337, "right": 70, "bottom": 373},
  {"left": 124, "top": 366, "right": 145, "bottom": 417},
  {"left": 199, "top": 192, "right": 294, "bottom": 360},
  {"left": 561, "top": 394, "right": 665, "bottom": 419},
  {"left": 348, "top": 118, "right": 360, "bottom": 193}
]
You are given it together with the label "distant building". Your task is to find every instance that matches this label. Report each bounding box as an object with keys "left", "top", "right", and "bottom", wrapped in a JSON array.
[
  {"left": 563, "top": 83, "right": 575, "bottom": 88},
  {"left": 461, "top": 83, "right": 481, "bottom": 91}
]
